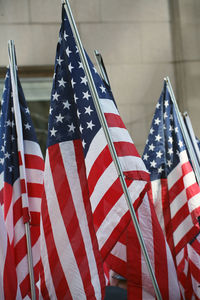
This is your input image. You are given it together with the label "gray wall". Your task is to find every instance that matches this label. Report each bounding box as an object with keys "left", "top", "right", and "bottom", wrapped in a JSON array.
[{"left": 0, "top": 0, "right": 199, "bottom": 155}]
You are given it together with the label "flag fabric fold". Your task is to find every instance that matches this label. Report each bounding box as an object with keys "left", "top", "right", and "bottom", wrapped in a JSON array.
[
  {"left": 40, "top": 4, "right": 150, "bottom": 299},
  {"left": 0, "top": 68, "right": 44, "bottom": 298},
  {"left": 142, "top": 81, "right": 200, "bottom": 257}
]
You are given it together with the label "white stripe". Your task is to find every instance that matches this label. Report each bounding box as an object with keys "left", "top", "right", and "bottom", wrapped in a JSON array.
[
  {"left": 151, "top": 180, "right": 165, "bottom": 234},
  {"left": 109, "top": 127, "right": 133, "bottom": 144},
  {"left": 90, "top": 161, "right": 118, "bottom": 212},
  {"left": 24, "top": 140, "right": 43, "bottom": 159},
  {"left": 188, "top": 192, "right": 200, "bottom": 214},
  {"left": 0, "top": 172, "right": 3, "bottom": 190},
  {"left": 44, "top": 150, "right": 86, "bottom": 300},
  {"left": 40, "top": 222, "right": 56, "bottom": 298},
  {"left": 179, "top": 150, "right": 189, "bottom": 164},
  {"left": 170, "top": 189, "right": 187, "bottom": 219},
  {"left": 85, "top": 128, "right": 107, "bottom": 177},
  {"left": 119, "top": 155, "right": 148, "bottom": 173},
  {"left": 168, "top": 162, "right": 182, "bottom": 190},
  {"left": 14, "top": 217, "right": 25, "bottom": 246},
  {"left": 110, "top": 241, "right": 126, "bottom": 262},
  {"left": 173, "top": 214, "right": 194, "bottom": 246},
  {"left": 0, "top": 208, "right": 8, "bottom": 300},
  {"left": 97, "top": 180, "right": 146, "bottom": 249},
  {"left": 183, "top": 170, "right": 196, "bottom": 189},
  {"left": 100, "top": 98, "right": 119, "bottom": 115},
  {"left": 60, "top": 141, "right": 102, "bottom": 299},
  {"left": 25, "top": 168, "right": 44, "bottom": 184}
]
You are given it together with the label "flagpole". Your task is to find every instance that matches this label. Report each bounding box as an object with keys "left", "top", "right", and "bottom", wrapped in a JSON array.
[
  {"left": 8, "top": 40, "right": 36, "bottom": 300},
  {"left": 94, "top": 50, "right": 110, "bottom": 87},
  {"left": 63, "top": 1, "right": 162, "bottom": 299},
  {"left": 165, "top": 77, "right": 200, "bottom": 185},
  {"left": 183, "top": 111, "right": 200, "bottom": 166}
]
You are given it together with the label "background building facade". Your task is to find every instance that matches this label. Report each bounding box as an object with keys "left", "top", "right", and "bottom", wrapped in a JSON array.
[{"left": 0, "top": 0, "right": 199, "bottom": 155}]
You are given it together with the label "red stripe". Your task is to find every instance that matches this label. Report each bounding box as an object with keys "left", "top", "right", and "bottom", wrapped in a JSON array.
[
  {"left": 175, "top": 225, "right": 200, "bottom": 255},
  {"left": 74, "top": 140, "right": 105, "bottom": 298},
  {"left": 170, "top": 202, "right": 189, "bottom": 232},
  {"left": 114, "top": 141, "right": 140, "bottom": 158},
  {"left": 88, "top": 145, "right": 112, "bottom": 196},
  {"left": 104, "top": 113, "right": 126, "bottom": 129},
  {"left": 13, "top": 196, "right": 23, "bottom": 226},
  {"left": 27, "top": 182, "right": 44, "bottom": 198},
  {"left": 41, "top": 189, "right": 72, "bottom": 299},
  {"left": 25, "top": 153, "right": 44, "bottom": 171},
  {"left": 20, "top": 179, "right": 26, "bottom": 194},
  {"left": 49, "top": 143, "right": 98, "bottom": 298},
  {"left": 3, "top": 236, "right": 18, "bottom": 300},
  {"left": 3, "top": 182, "right": 12, "bottom": 219},
  {"left": 18, "top": 151, "right": 22, "bottom": 165},
  {"left": 168, "top": 175, "right": 184, "bottom": 204}
]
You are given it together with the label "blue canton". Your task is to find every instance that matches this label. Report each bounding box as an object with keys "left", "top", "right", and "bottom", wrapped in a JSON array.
[
  {"left": 0, "top": 68, "right": 38, "bottom": 185},
  {"left": 142, "top": 81, "right": 186, "bottom": 181},
  {"left": 48, "top": 5, "right": 116, "bottom": 156}
]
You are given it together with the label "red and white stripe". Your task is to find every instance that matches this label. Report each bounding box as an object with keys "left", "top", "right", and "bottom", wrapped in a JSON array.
[
  {"left": 40, "top": 140, "right": 105, "bottom": 299},
  {"left": 0, "top": 205, "right": 22, "bottom": 300},
  {"left": 151, "top": 150, "right": 200, "bottom": 256},
  {"left": 0, "top": 140, "right": 44, "bottom": 299},
  {"left": 85, "top": 97, "right": 149, "bottom": 259},
  {"left": 106, "top": 191, "right": 181, "bottom": 300}
]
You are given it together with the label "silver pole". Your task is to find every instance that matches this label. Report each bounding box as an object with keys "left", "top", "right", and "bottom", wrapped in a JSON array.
[
  {"left": 63, "top": 2, "right": 162, "bottom": 299},
  {"left": 94, "top": 50, "right": 110, "bottom": 87},
  {"left": 8, "top": 40, "right": 36, "bottom": 300},
  {"left": 183, "top": 111, "right": 200, "bottom": 167},
  {"left": 165, "top": 77, "right": 200, "bottom": 185}
]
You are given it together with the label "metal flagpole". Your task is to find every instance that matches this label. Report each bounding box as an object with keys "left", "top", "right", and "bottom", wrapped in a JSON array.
[
  {"left": 63, "top": 1, "right": 162, "bottom": 299},
  {"left": 94, "top": 50, "right": 110, "bottom": 87},
  {"left": 165, "top": 77, "right": 200, "bottom": 185},
  {"left": 8, "top": 40, "right": 36, "bottom": 300},
  {"left": 183, "top": 111, "right": 200, "bottom": 167}
]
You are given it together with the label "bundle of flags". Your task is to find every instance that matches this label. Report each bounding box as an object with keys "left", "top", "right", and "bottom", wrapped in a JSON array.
[{"left": 0, "top": 2, "right": 200, "bottom": 300}]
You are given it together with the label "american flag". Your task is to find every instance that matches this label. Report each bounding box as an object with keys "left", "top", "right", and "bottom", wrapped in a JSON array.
[
  {"left": 142, "top": 81, "right": 200, "bottom": 257},
  {"left": 0, "top": 201, "right": 22, "bottom": 300},
  {"left": 40, "top": 4, "right": 149, "bottom": 299},
  {"left": 0, "top": 68, "right": 44, "bottom": 298},
  {"left": 106, "top": 189, "right": 181, "bottom": 300}
]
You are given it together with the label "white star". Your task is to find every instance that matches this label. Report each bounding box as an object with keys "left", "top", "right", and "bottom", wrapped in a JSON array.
[
  {"left": 154, "top": 118, "right": 161, "bottom": 125},
  {"left": 68, "top": 63, "right": 74, "bottom": 73},
  {"left": 68, "top": 123, "right": 75, "bottom": 132},
  {"left": 57, "top": 56, "right": 63, "bottom": 66},
  {"left": 170, "top": 114, "right": 173, "bottom": 120},
  {"left": 71, "top": 78, "right": 76, "bottom": 88},
  {"left": 58, "top": 35, "right": 62, "bottom": 44},
  {"left": 63, "top": 30, "right": 68, "bottom": 41},
  {"left": 85, "top": 106, "right": 93, "bottom": 115},
  {"left": 167, "top": 160, "right": 172, "bottom": 167},
  {"left": 87, "top": 120, "right": 95, "bottom": 130},
  {"left": 149, "top": 143, "right": 155, "bottom": 151},
  {"left": 168, "top": 148, "right": 173, "bottom": 155},
  {"left": 169, "top": 125, "right": 173, "bottom": 131},
  {"left": 100, "top": 85, "right": 106, "bottom": 93},
  {"left": 74, "top": 94, "right": 78, "bottom": 103},
  {"left": 168, "top": 136, "right": 173, "bottom": 144},
  {"left": 174, "top": 127, "right": 178, "bottom": 133},
  {"left": 79, "top": 125, "right": 83, "bottom": 133},
  {"left": 150, "top": 160, "right": 157, "bottom": 168},
  {"left": 81, "top": 76, "right": 87, "bottom": 85},
  {"left": 82, "top": 139, "right": 86, "bottom": 148},
  {"left": 4, "top": 152, "right": 10, "bottom": 159},
  {"left": 66, "top": 47, "right": 72, "bottom": 57},
  {"left": 150, "top": 128, "right": 154, "bottom": 134},
  {"left": 158, "top": 166, "right": 164, "bottom": 173},
  {"left": 50, "top": 127, "right": 57, "bottom": 136},
  {"left": 6, "top": 120, "right": 11, "bottom": 127},
  {"left": 155, "top": 134, "right": 162, "bottom": 142},
  {"left": 163, "top": 112, "right": 168, "bottom": 119},
  {"left": 143, "top": 153, "right": 149, "bottom": 161},
  {"left": 77, "top": 109, "right": 81, "bottom": 118},
  {"left": 58, "top": 77, "right": 66, "bottom": 87},
  {"left": 25, "top": 123, "right": 31, "bottom": 130},
  {"left": 93, "top": 66, "right": 98, "bottom": 73},
  {"left": 1, "top": 145, "right": 5, "bottom": 152},
  {"left": 25, "top": 107, "right": 30, "bottom": 114},
  {"left": 52, "top": 92, "right": 60, "bottom": 101},
  {"left": 0, "top": 158, "right": 4, "bottom": 165},
  {"left": 83, "top": 91, "right": 91, "bottom": 100},
  {"left": 75, "top": 46, "right": 79, "bottom": 53},
  {"left": 8, "top": 166, "right": 13, "bottom": 172},
  {"left": 164, "top": 100, "right": 169, "bottom": 107},
  {"left": 49, "top": 107, "right": 53, "bottom": 114},
  {"left": 156, "top": 150, "right": 163, "bottom": 158},
  {"left": 156, "top": 102, "right": 160, "bottom": 109},
  {"left": 78, "top": 61, "right": 83, "bottom": 69},
  {"left": 63, "top": 100, "right": 71, "bottom": 109},
  {"left": 178, "top": 140, "right": 183, "bottom": 148},
  {"left": 56, "top": 113, "right": 64, "bottom": 123}
]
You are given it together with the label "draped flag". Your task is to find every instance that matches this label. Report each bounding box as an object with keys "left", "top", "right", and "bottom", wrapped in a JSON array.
[
  {"left": 142, "top": 81, "right": 200, "bottom": 257},
  {"left": 40, "top": 4, "right": 149, "bottom": 299},
  {"left": 106, "top": 189, "right": 181, "bottom": 300},
  {"left": 0, "top": 69, "right": 44, "bottom": 298},
  {"left": 0, "top": 202, "right": 22, "bottom": 300}
]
